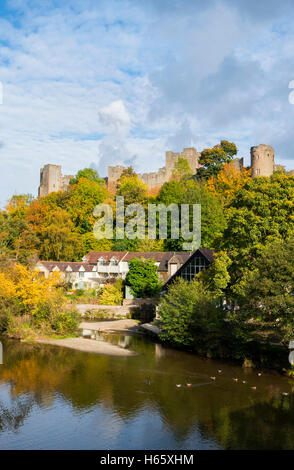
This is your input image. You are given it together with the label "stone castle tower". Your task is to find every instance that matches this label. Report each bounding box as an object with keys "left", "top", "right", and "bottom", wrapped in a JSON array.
[
  {"left": 108, "top": 147, "right": 201, "bottom": 192},
  {"left": 251, "top": 144, "right": 275, "bottom": 178},
  {"left": 38, "top": 164, "right": 73, "bottom": 197}
]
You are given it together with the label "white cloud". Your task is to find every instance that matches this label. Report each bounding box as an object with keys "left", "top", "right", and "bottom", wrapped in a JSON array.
[{"left": 98, "top": 100, "right": 131, "bottom": 137}]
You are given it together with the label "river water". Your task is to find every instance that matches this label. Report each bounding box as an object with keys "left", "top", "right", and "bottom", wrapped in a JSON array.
[{"left": 0, "top": 332, "right": 293, "bottom": 450}]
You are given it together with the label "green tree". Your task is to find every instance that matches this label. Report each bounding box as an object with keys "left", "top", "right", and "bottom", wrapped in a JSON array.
[
  {"left": 70, "top": 168, "right": 103, "bottom": 185},
  {"left": 172, "top": 157, "right": 193, "bottom": 181},
  {"left": 197, "top": 140, "right": 238, "bottom": 180},
  {"left": 159, "top": 278, "right": 223, "bottom": 349},
  {"left": 125, "top": 258, "right": 162, "bottom": 298},
  {"left": 242, "top": 238, "right": 294, "bottom": 334},
  {"left": 157, "top": 180, "right": 226, "bottom": 249},
  {"left": 222, "top": 173, "right": 294, "bottom": 296}
]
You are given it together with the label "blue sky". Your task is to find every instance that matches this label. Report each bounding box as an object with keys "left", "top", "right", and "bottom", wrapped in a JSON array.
[{"left": 1, "top": 0, "right": 294, "bottom": 206}]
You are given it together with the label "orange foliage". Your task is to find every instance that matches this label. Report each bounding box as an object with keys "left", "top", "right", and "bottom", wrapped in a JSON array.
[{"left": 206, "top": 162, "right": 251, "bottom": 203}]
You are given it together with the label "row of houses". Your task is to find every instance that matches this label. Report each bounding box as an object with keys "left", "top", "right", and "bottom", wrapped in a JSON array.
[{"left": 35, "top": 249, "right": 214, "bottom": 291}]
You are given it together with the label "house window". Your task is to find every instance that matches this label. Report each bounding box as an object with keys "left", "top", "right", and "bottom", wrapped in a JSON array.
[
  {"left": 180, "top": 256, "right": 209, "bottom": 282},
  {"left": 98, "top": 257, "right": 106, "bottom": 265},
  {"left": 110, "top": 258, "right": 118, "bottom": 265},
  {"left": 256, "top": 169, "right": 260, "bottom": 175},
  {"left": 170, "top": 263, "right": 178, "bottom": 276},
  {"left": 79, "top": 271, "right": 84, "bottom": 278}
]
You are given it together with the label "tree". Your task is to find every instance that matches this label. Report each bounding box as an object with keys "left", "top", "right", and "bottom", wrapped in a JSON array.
[
  {"left": 223, "top": 173, "right": 294, "bottom": 254},
  {"left": 157, "top": 179, "right": 226, "bottom": 249},
  {"left": 67, "top": 177, "right": 109, "bottom": 233},
  {"left": 39, "top": 208, "right": 83, "bottom": 261},
  {"left": 242, "top": 239, "right": 294, "bottom": 333},
  {"left": 125, "top": 258, "right": 162, "bottom": 298},
  {"left": 120, "top": 166, "right": 137, "bottom": 179},
  {"left": 81, "top": 233, "right": 113, "bottom": 253},
  {"left": 0, "top": 194, "right": 36, "bottom": 262},
  {"left": 199, "top": 251, "right": 232, "bottom": 296},
  {"left": 158, "top": 278, "right": 223, "bottom": 349},
  {"left": 70, "top": 168, "right": 103, "bottom": 185},
  {"left": 172, "top": 157, "right": 193, "bottom": 181},
  {"left": 116, "top": 174, "right": 148, "bottom": 205},
  {"left": 197, "top": 140, "right": 238, "bottom": 180},
  {"left": 221, "top": 173, "right": 294, "bottom": 298},
  {"left": 206, "top": 162, "right": 251, "bottom": 205}
]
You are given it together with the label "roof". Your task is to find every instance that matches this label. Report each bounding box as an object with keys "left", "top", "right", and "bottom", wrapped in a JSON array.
[
  {"left": 84, "top": 251, "right": 192, "bottom": 272},
  {"left": 37, "top": 261, "right": 95, "bottom": 273},
  {"left": 163, "top": 248, "right": 215, "bottom": 288},
  {"left": 197, "top": 248, "right": 215, "bottom": 263},
  {"left": 83, "top": 251, "right": 128, "bottom": 264}
]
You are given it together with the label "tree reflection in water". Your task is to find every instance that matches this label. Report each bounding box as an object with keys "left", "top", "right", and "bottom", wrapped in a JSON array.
[{"left": 0, "top": 334, "right": 293, "bottom": 449}]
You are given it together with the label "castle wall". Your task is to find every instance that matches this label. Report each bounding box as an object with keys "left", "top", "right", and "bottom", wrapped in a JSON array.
[
  {"left": 231, "top": 157, "right": 244, "bottom": 172},
  {"left": 107, "top": 165, "right": 126, "bottom": 192},
  {"left": 251, "top": 145, "right": 275, "bottom": 178},
  {"left": 39, "top": 143, "right": 286, "bottom": 198},
  {"left": 107, "top": 147, "right": 201, "bottom": 192},
  {"left": 38, "top": 164, "right": 73, "bottom": 197}
]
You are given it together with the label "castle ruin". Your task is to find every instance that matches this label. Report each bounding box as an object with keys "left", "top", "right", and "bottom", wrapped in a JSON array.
[
  {"left": 108, "top": 147, "right": 201, "bottom": 192},
  {"left": 251, "top": 144, "right": 275, "bottom": 178},
  {"left": 38, "top": 164, "right": 73, "bottom": 197},
  {"left": 39, "top": 143, "right": 290, "bottom": 197}
]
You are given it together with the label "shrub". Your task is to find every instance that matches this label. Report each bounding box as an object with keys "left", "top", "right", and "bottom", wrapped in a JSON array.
[
  {"left": 0, "top": 262, "right": 80, "bottom": 338},
  {"left": 6, "top": 314, "right": 37, "bottom": 341},
  {"left": 99, "top": 279, "right": 123, "bottom": 305},
  {"left": 51, "top": 309, "right": 80, "bottom": 335}
]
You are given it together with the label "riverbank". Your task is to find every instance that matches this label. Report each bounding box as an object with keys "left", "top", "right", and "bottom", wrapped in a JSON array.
[
  {"left": 37, "top": 337, "right": 137, "bottom": 356},
  {"left": 79, "top": 318, "right": 139, "bottom": 332},
  {"left": 36, "top": 319, "right": 141, "bottom": 356}
]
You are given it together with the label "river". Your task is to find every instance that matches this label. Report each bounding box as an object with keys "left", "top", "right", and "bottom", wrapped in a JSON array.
[{"left": 0, "top": 332, "right": 293, "bottom": 450}]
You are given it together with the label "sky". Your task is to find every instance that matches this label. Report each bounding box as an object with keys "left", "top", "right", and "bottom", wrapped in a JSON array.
[{"left": 1, "top": 0, "right": 294, "bottom": 206}]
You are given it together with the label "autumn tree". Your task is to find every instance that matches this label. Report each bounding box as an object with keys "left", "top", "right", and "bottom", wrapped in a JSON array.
[
  {"left": 67, "top": 177, "right": 109, "bottom": 233},
  {"left": 116, "top": 174, "right": 148, "bottom": 205},
  {"left": 0, "top": 194, "right": 36, "bottom": 262},
  {"left": 39, "top": 208, "right": 83, "bottom": 261},
  {"left": 206, "top": 162, "right": 251, "bottom": 205}
]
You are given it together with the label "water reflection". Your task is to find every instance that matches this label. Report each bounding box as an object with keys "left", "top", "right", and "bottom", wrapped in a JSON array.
[{"left": 0, "top": 334, "right": 293, "bottom": 449}]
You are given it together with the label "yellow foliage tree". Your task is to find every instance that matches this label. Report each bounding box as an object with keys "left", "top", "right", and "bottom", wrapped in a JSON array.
[
  {"left": 0, "top": 272, "right": 16, "bottom": 297},
  {"left": 0, "top": 263, "right": 61, "bottom": 314},
  {"left": 206, "top": 162, "right": 251, "bottom": 204}
]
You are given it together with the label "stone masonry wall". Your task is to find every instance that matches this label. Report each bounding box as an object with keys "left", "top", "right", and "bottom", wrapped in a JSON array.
[
  {"left": 38, "top": 164, "right": 73, "bottom": 197},
  {"left": 108, "top": 147, "right": 201, "bottom": 192}
]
